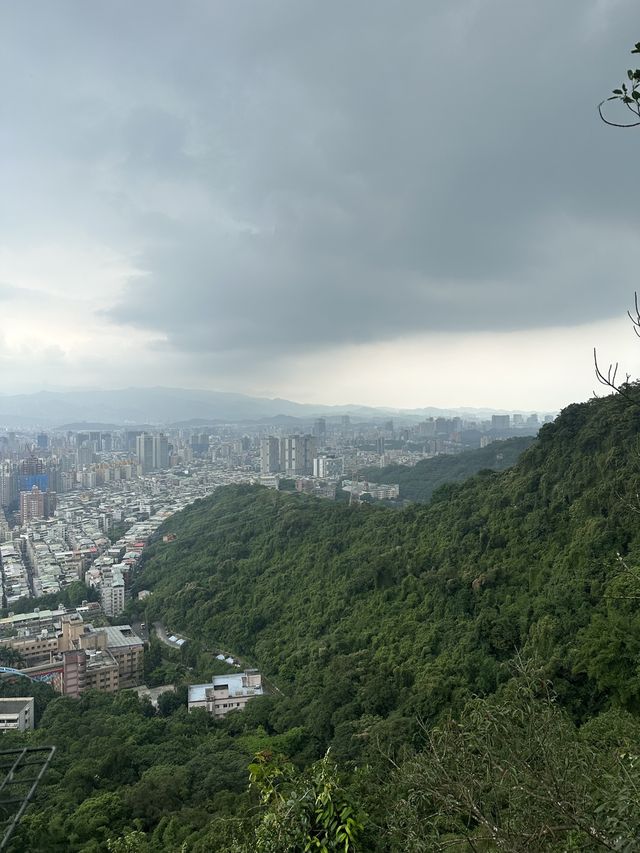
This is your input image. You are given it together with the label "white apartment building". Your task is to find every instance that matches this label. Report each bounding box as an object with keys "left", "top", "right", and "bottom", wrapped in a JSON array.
[
  {"left": 188, "top": 670, "right": 263, "bottom": 718},
  {"left": 100, "top": 565, "right": 125, "bottom": 617}
]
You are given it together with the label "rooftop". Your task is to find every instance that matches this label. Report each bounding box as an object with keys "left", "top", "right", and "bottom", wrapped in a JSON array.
[
  {"left": 0, "top": 698, "right": 33, "bottom": 714},
  {"left": 189, "top": 671, "right": 263, "bottom": 704},
  {"left": 103, "top": 625, "right": 144, "bottom": 648}
]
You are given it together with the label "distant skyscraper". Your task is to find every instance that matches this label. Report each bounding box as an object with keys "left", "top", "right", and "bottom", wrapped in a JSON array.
[
  {"left": 77, "top": 445, "right": 93, "bottom": 469},
  {"left": 280, "top": 435, "right": 316, "bottom": 476},
  {"left": 313, "top": 418, "right": 327, "bottom": 440},
  {"left": 125, "top": 430, "right": 143, "bottom": 452},
  {"left": 20, "top": 486, "right": 44, "bottom": 525},
  {"left": 136, "top": 433, "right": 154, "bottom": 472},
  {"left": 491, "top": 415, "right": 511, "bottom": 430},
  {"left": 36, "top": 433, "right": 49, "bottom": 450},
  {"left": 0, "top": 463, "right": 16, "bottom": 508},
  {"left": 20, "top": 457, "right": 44, "bottom": 476},
  {"left": 260, "top": 437, "right": 281, "bottom": 474},
  {"left": 153, "top": 434, "right": 169, "bottom": 470}
]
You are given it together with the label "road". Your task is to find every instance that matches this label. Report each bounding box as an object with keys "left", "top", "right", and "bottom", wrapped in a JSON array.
[
  {"left": 152, "top": 621, "right": 284, "bottom": 696},
  {"left": 131, "top": 620, "right": 149, "bottom": 643},
  {"left": 152, "top": 621, "right": 187, "bottom": 648}
]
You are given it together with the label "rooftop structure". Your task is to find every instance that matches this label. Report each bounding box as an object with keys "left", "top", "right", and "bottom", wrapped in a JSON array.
[
  {"left": 188, "top": 670, "right": 263, "bottom": 718},
  {"left": 0, "top": 698, "right": 34, "bottom": 732}
]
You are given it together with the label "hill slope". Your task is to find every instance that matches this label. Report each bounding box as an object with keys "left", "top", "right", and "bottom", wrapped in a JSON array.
[
  {"left": 9, "top": 388, "right": 640, "bottom": 851},
  {"left": 137, "top": 390, "right": 640, "bottom": 736},
  {"left": 359, "top": 435, "right": 535, "bottom": 501}
]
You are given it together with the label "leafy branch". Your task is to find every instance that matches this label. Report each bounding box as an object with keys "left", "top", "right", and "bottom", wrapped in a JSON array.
[{"left": 598, "top": 42, "right": 640, "bottom": 127}]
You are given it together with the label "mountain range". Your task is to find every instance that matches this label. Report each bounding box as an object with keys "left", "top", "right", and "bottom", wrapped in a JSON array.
[{"left": 0, "top": 387, "right": 543, "bottom": 428}]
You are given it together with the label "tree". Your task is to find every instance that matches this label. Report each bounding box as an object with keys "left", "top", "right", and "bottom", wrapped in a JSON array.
[
  {"left": 593, "top": 293, "right": 640, "bottom": 407},
  {"left": 599, "top": 41, "right": 640, "bottom": 127},
  {"left": 386, "top": 665, "right": 640, "bottom": 851},
  {"left": 248, "top": 750, "right": 365, "bottom": 852}
]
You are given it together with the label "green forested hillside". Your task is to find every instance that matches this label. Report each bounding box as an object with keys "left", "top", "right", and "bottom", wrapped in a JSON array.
[
  {"left": 359, "top": 434, "right": 535, "bottom": 501},
  {"left": 9, "top": 389, "right": 640, "bottom": 851}
]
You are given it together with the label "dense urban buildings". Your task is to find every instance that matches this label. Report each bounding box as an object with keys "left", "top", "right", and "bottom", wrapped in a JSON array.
[{"left": 0, "top": 608, "right": 144, "bottom": 696}]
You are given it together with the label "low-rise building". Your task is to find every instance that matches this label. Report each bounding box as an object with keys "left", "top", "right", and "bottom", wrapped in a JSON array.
[
  {"left": 188, "top": 670, "right": 263, "bottom": 718},
  {"left": 0, "top": 697, "right": 34, "bottom": 732},
  {"left": 102, "top": 625, "right": 144, "bottom": 688}
]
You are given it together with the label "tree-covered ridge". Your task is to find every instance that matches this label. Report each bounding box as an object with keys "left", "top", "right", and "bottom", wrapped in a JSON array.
[
  {"left": 136, "top": 391, "right": 640, "bottom": 738},
  {"left": 8, "top": 388, "right": 640, "bottom": 850},
  {"left": 358, "top": 435, "right": 535, "bottom": 502}
]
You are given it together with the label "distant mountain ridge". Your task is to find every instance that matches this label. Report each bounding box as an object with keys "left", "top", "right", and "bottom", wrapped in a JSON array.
[{"left": 0, "top": 386, "right": 545, "bottom": 428}]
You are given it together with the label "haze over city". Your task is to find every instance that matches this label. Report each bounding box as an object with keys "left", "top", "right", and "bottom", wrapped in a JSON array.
[{"left": 2, "top": 2, "right": 639, "bottom": 410}]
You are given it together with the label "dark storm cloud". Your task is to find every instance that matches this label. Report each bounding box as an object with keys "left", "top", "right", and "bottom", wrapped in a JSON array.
[{"left": 3, "top": 0, "right": 639, "bottom": 366}]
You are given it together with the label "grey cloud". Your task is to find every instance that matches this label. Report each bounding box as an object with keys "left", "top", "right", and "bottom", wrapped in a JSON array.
[{"left": 3, "top": 0, "right": 640, "bottom": 375}]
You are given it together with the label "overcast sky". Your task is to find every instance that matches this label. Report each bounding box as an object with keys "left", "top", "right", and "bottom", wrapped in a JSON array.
[{"left": 1, "top": 1, "right": 639, "bottom": 411}]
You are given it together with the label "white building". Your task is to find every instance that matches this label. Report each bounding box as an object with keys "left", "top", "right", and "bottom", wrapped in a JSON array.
[
  {"left": 188, "top": 670, "right": 263, "bottom": 718},
  {"left": 313, "top": 455, "right": 343, "bottom": 479},
  {"left": 281, "top": 435, "right": 316, "bottom": 476},
  {"left": 100, "top": 565, "right": 125, "bottom": 617},
  {"left": 0, "top": 697, "right": 34, "bottom": 732}
]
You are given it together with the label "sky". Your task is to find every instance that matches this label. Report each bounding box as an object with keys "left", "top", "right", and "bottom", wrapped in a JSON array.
[{"left": 1, "top": 0, "right": 639, "bottom": 411}]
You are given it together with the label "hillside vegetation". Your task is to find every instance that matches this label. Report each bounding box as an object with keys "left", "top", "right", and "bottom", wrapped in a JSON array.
[
  {"left": 8, "top": 389, "right": 640, "bottom": 850},
  {"left": 359, "top": 435, "right": 534, "bottom": 501}
]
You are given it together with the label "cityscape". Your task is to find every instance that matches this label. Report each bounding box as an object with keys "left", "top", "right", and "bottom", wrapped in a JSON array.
[
  {"left": 0, "top": 409, "right": 548, "bottom": 706},
  {"left": 0, "top": 409, "right": 550, "bottom": 610},
  {"left": 2, "top": 1, "right": 638, "bottom": 848}
]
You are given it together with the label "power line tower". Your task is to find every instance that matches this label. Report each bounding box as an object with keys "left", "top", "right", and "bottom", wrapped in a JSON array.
[{"left": 0, "top": 745, "right": 56, "bottom": 850}]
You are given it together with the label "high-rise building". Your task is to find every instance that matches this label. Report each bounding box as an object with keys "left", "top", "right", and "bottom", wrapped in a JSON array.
[
  {"left": 76, "top": 445, "right": 93, "bottom": 469},
  {"left": 0, "top": 463, "right": 16, "bottom": 508},
  {"left": 101, "top": 567, "right": 126, "bottom": 617},
  {"left": 20, "top": 457, "right": 44, "bottom": 477},
  {"left": 260, "top": 437, "right": 281, "bottom": 474},
  {"left": 36, "top": 433, "right": 49, "bottom": 450},
  {"left": 20, "top": 486, "right": 45, "bottom": 525},
  {"left": 136, "top": 433, "right": 154, "bottom": 472},
  {"left": 313, "top": 418, "right": 327, "bottom": 440},
  {"left": 125, "top": 431, "right": 143, "bottom": 452},
  {"left": 280, "top": 435, "right": 316, "bottom": 476},
  {"left": 491, "top": 415, "right": 511, "bottom": 430},
  {"left": 153, "top": 434, "right": 169, "bottom": 470}
]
